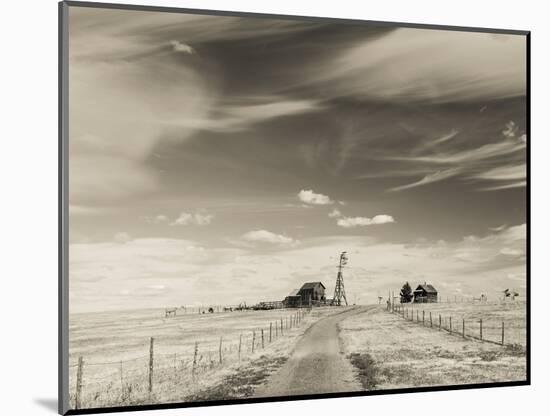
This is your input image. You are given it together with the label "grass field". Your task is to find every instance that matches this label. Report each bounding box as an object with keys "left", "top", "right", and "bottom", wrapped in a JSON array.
[
  {"left": 395, "top": 301, "right": 527, "bottom": 346},
  {"left": 340, "top": 302, "right": 527, "bottom": 391},
  {"left": 68, "top": 306, "right": 342, "bottom": 409}
]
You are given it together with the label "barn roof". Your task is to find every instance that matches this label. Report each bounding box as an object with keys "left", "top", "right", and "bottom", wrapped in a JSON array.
[
  {"left": 300, "top": 282, "right": 326, "bottom": 290},
  {"left": 287, "top": 288, "right": 300, "bottom": 297},
  {"left": 415, "top": 284, "right": 437, "bottom": 293}
]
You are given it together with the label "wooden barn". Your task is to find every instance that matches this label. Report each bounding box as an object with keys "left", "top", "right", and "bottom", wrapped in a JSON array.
[
  {"left": 413, "top": 283, "right": 438, "bottom": 303},
  {"left": 283, "top": 282, "right": 327, "bottom": 307},
  {"left": 298, "top": 282, "right": 326, "bottom": 305}
]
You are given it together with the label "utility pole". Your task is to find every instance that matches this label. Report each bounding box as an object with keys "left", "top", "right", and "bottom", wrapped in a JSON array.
[{"left": 331, "top": 251, "right": 348, "bottom": 306}]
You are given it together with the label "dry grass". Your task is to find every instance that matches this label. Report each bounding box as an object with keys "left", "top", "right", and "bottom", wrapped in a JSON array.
[
  {"left": 69, "top": 306, "right": 339, "bottom": 409},
  {"left": 340, "top": 305, "right": 526, "bottom": 391},
  {"left": 396, "top": 301, "right": 527, "bottom": 346}
]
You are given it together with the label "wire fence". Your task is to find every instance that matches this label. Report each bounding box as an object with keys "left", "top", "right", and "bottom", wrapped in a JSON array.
[
  {"left": 69, "top": 308, "right": 310, "bottom": 410},
  {"left": 387, "top": 302, "right": 527, "bottom": 348}
]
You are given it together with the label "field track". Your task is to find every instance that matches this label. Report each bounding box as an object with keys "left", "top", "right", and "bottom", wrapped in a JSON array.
[{"left": 254, "top": 306, "right": 372, "bottom": 397}]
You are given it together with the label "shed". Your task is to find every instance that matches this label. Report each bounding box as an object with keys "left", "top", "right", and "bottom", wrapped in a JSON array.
[
  {"left": 283, "top": 289, "right": 302, "bottom": 308},
  {"left": 413, "top": 283, "right": 438, "bottom": 303}
]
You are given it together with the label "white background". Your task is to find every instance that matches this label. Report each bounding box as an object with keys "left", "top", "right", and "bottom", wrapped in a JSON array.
[{"left": 1, "top": 0, "right": 546, "bottom": 415}]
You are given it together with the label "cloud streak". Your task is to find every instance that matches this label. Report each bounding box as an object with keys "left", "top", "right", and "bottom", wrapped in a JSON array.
[
  {"left": 308, "top": 28, "right": 526, "bottom": 103},
  {"left": 388, "top": 168, "right": 462, "bottom": 192},
  {"left": 171, "top": 212, "right": 214, "bottom": 226},
  {"left": 241, "top": 230, "right": 297, "bottom": 245},
  {"left": 387, "top": 121, "right": 526, "bottom": 192},
  {"left": 169, "top": 40, "right": 194, "bottom": 54},
  {"left": 337, "top": 215, "right": 395, "bottom": 228}
]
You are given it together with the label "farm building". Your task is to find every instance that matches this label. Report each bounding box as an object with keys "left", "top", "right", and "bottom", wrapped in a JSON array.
[
  {"left": 413, "top": 283, "right": 438, "bottom": 303},
  {"left": 283, "top": 282, "right": 327, "bottom": 307},
  {"left": 298, "top": 282, "right": 326, "bottom": 305},
  {"left": 283, "top": 289, "right": 302, "bottom": 308}
]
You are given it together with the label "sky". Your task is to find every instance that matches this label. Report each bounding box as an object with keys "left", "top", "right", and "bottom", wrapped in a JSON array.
[{"left": 68, "top": 6, "right": 527, "bottom": 313}]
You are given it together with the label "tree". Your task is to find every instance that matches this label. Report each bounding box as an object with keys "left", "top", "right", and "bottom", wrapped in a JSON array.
[{"left": 400, "top": 282, "right": 413, "bottom": 303}]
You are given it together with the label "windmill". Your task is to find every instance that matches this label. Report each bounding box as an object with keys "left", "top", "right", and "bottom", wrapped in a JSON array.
[{"left": 331, "top": 251, "right": 348, "bottom": 306}]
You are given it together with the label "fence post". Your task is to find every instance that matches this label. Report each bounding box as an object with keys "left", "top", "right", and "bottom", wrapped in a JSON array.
[
  {"left": 252, "top": 331, "right": 256, "bottom": 354},
  {"left": 463, "top": 319, "right": 465, "bottom": 338},
  {"left": 480, "top": 319, "right": 483, "bottom": 340},
  {"left": 439, "top": 314, "right": 441, "bottom": 331},
  {"left": 281, "top": 318, "right": 284, "bottom": 335},
  {"left": 192, "top": 341, "right": 198, "bottom": 376},
  {"left": 269, "top": 322, "right": 272, "bottom": 343},
  {"left": 275, "top": 321, "right": 278, "bottom": 337},
  {"left": 219, "top": 336, "right": 223, "bottom": 364},
  {"left": 422, "top": 310, "right": 425, "bottom": 325},
  {"left": 75, "top": 356, "right": 84, "bottom": 410},
  {"left": 430, "top": 312, "right": 432, "bottom": 328},
  {"left": 501, "top": 321, "right": 505, "bottom": 345},
  {"left": 261, "top": 329, "right": 264, "bottom": 349},
  {"left": 148, "top": 337, "right": 154, "bottom": 395},
  {"left": 449, "top": 316, "right": 452, "bottom": 334},
  {"left": 238, "top": 335, "right": 242, "bottom": 362}
]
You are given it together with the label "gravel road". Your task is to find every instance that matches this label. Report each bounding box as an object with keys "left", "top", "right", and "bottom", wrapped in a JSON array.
[{"left": 253, "top": 306, "right": 368, "bottom": 398}]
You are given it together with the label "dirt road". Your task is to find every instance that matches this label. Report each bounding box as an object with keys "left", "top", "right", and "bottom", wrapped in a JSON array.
[{"left": 254, "top": 306, "right": 369, "bottom": 398}]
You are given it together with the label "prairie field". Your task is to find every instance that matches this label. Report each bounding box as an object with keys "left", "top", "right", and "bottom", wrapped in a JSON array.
[
  {"left": 340, "top": 302, "right": 527, "bottom": 391},
  {"left": 68, "top": 306, "right": 342, "bottom": 409},
  {"left": 395, "top": 300, "right": 527, "bottom": 346}
]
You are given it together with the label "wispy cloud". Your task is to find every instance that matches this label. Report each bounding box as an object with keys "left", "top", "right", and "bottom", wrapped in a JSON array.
[
  {"left": 470, "top": 163, "right": 526, "bottom": 191},
  {"left": 478, "top": 181, "right": 526, "bottom": 191},
  {"left": 298, "top": 189, "right": 334, "bottom": 205},
  {"left": 171, "top": 212, "right": 213, "bottom": 226},
  {"left": 428, "top": 129, "right": 459, "bottom": 147},
  {"left": 145, "top": 214, "right": 169, "bottom": 224},
  {"left": 387, "top": 121, "right": 526, "bottom": 192},
  {"left": 472, "top": 164, "right": 526, "bottom": 181},
  {"left": 307, "top": 29, "right": 526, "bottom": 103},
  {"left": 241, "top": 230, "right": 296, "bottom": 245},
  {"left": 169, "top": 40, "right": 194, "bottom": 54},
  {"left": 337, "top": 215, "right": 395, "bottom": 228},
  {"left": 388, "top": 168, "right": 462, "bottom": 192},
  {"left": 170, "top": 97, "right": 323, "bottom": 133},
  {"left": 502, "top": 121, "right": 519, "bottom": 139},
  {"left": 500, "top": 247, "right": 524, "bottom": 257},
  {"left": 389, "top": 140, "right": 525, "bottom": 165},
  {"left": 328, "top": 209, "right": 342, "bottom": 218}
]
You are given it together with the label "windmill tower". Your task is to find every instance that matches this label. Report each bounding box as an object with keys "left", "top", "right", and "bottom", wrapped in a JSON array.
[{"left": 331, "top": 251, "right": 348, "bottom": 306}]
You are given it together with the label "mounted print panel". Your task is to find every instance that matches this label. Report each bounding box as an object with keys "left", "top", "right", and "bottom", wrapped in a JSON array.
[{"left": 59, "top": 1, "right": 529, "bottom": 414}]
